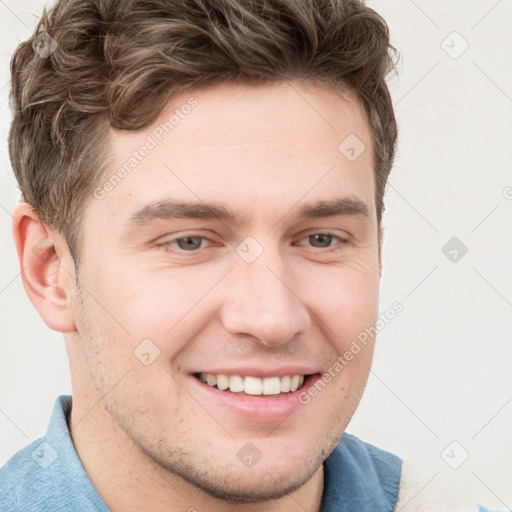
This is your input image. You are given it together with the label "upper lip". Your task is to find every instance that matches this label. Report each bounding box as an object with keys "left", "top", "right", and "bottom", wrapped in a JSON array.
[{"left": 191, "top": 367, "right": 321, "bottom": 378}]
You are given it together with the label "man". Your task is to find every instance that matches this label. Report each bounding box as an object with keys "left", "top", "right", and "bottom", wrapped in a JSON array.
[{"left": 0, "top": 0, "right": 462, "bottom": 510}]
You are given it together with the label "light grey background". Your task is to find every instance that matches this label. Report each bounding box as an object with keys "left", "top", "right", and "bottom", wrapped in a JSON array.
[{"left": 1, "top": 0, "right": 511, "bottom": 509}]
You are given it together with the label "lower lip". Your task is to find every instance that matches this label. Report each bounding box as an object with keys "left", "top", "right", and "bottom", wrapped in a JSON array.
[{"left": 189, "top": 374, "right": 321, "bottom": 423}]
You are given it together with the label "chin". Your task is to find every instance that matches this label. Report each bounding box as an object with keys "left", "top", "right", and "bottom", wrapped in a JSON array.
[{"left": 175, "top": 462, "right": 319, "bottom": 503}]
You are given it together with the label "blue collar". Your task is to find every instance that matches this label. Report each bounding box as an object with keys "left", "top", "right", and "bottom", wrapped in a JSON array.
[{"left": 321, "top": 431, "right": 402, "bottom": 511}]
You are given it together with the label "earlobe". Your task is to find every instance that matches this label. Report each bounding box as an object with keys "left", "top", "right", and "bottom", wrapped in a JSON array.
[{"left": 12, "top": 202, "right": 77, "bottom": 333}]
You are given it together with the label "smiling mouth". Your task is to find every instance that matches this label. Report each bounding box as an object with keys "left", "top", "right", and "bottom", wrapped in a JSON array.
[{"left": 193, "top": 372, "right": 313, "bottom": 396}]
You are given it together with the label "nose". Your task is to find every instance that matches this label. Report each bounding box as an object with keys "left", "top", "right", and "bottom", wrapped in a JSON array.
[{"left": 220, "top": 251, "right": 311, "bottom": 347}]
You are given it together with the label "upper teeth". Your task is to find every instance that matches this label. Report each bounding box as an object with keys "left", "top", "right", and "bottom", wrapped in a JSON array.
[{"left": 198, "top": 373, "right": 305, "bottom": 395}]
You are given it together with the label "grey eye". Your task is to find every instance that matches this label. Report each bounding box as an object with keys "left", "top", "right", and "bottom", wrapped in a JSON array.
[
  {"left": 176, "top": 236, "right": 204, "bottom": 251},
  {"left": 308, "top": 234, "right": 334, "bottom": 248}
]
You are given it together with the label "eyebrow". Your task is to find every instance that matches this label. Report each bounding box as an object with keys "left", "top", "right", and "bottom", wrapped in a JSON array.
[
  {"left": 126, "top": 197, "right": 369, "bottom": 226},
  {"left": 297, "top": 198, "right": 369, "bottom": 219}
]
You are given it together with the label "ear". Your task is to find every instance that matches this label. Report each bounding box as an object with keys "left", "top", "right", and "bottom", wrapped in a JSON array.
[{"left": 12, "top": 201, "right": 77, "bottom": 333}]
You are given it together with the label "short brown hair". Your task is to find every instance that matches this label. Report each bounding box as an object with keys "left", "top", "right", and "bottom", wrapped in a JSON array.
[{"left": 9, "top": 0, "right": 398, "bottom": 263}]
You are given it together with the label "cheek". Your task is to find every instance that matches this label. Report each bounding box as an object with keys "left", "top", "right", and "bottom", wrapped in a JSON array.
[
  {"left": 73, "top": 285, "right": 182, "bottom": 413},
  {"left": 298, "top": 259, "right": 380, "bottom": 348},
  {"left": 122, "top": 271, "right": 224, "bottom": 344},
  {"left": 81, "top": 255, "right": 216, "bottom": 340}
]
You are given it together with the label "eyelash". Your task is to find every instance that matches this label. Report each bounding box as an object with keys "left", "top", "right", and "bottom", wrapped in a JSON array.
[{"left": 159, "top": 232, "right": 348, "bottom": 254}]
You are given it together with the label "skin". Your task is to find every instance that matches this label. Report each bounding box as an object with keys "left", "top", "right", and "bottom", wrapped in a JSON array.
[{"left": 14, "top": 81, "right": 381, "bottom": 512}]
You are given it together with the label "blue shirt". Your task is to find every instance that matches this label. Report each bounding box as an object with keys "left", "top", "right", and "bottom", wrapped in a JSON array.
[{"left": 0, "top": 395, "right": 402, "bottom": 511}]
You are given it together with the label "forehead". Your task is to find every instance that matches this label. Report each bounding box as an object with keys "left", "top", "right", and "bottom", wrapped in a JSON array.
[{"left": 92, "top": 82, "right": 375, "bottom": 229}]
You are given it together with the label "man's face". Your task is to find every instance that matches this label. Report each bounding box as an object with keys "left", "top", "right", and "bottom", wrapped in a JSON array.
[{"left": 69, "top": 82, "right": 380, "bottom": 501}]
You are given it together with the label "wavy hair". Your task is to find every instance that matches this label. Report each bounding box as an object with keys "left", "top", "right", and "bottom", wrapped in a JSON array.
[{"left": 9, "top": 0, "right": 398, "bottom": 262}]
